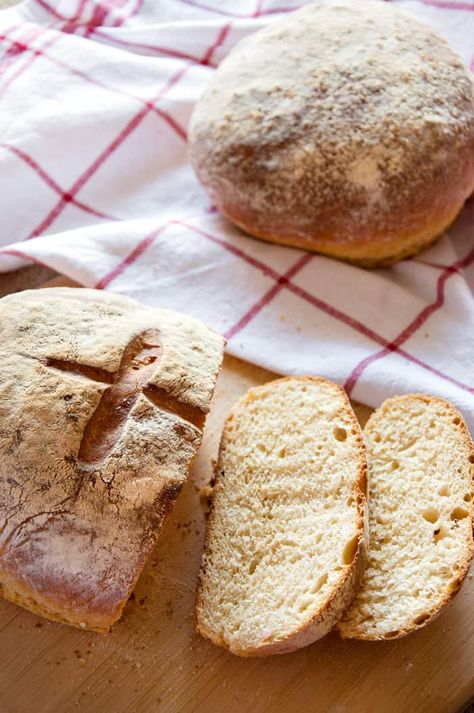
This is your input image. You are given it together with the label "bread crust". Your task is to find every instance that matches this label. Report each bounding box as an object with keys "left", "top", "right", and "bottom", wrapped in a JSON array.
[
  {"left": 190, "top": 0, "right": 474, "bottom": 266},
  {"left": 196, "top": 376, "right": 368, "bottom": 656},
  {"left": 223, "top": 205, "right": 462, "bottom": 269},
  {"left": 0, "top": 288, "right": 224, "bottom": 632},
  {"left": 338, "top": 394, "right": 474, "bottom": 641}
]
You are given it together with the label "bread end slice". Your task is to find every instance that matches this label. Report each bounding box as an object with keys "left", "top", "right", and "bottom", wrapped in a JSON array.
[
  {"left": 197, "top": 376, "right": 367, "bottom": 655},
  {"left": 338, "top": 394, "right": 474, "bottom": 641}
]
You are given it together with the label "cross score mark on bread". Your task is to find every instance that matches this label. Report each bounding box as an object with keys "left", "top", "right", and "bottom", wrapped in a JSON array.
[{"left": 46, "top": 329, "right": 204, "bottom": 466}]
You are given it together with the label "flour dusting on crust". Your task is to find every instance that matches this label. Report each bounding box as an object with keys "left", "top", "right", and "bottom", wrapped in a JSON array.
[{"left": 190, "top": 0, "right": 474, "bottom": 264}]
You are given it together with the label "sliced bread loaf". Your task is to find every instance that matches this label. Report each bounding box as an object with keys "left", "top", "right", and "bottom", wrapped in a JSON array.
[
  {"left": 0, "top": 288, "right": 224, "bottom": 632},
  {"left": 196, "top": 376, "right": 367, "bottom": 656},
  {"left": 338, "top": 394, "right": 474, "bottom": 640}
]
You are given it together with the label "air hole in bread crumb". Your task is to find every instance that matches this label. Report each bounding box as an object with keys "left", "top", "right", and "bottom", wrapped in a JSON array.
[
  {"left": 229, "top": 622, "right": 242, "bottom": 635},
  {"left": 464, "top": 494, "right": 472, "bottom": 502},
  {"left": 422, "top": 508, "right": 439, "bottom": 524},
  {"left": 310, "top": 573, "right": 328, "bottom": 594},
  {"left": 383, "top": 631, "right": 399, "bottom": 639},
  {"left": 414, "top": 613, "right": 430, "bottom": 626},
  {"left": 346, "top": 496, "right": 355, "bottom": 507},
  {"left": 342, "top": 535, "right": 358, "bottom": 566},
  {"left": 299, "top": 599, "right": 312, "bottom": 613},
  {"left": 469, "top": 455, "right": 474, "bottom": 464},
  {"left": 374, "top": 434, "right": 382, "bottom": 443},
  {"left": 248, "top": 555, "right": 262, "bottom": 575},
  {"left": 434, "top": 526, "right": 448, "bottom": 542},
  {"left": 438, "top": 486, "right": 450, "bottom": 497},
  {"left": 278, "top": 447, "right": 287, "bottom": 458},
  {"left": 334, "top": 427, "right": 347, "bottom": 442},
  {"left": 391, "top": 460, "right": 400, "bottom": 471},
  {"left": 453, "top": 417, "right": 461, "bottom": 425},
  {"left": 450, "top": 507, "right": 469, "bottom": 521}
]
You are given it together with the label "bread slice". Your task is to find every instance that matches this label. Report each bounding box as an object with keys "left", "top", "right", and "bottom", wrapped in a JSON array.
[
  {"left": 196, "top": 376, "right": 367, "bottom": 656},
  {"left": 338, "top": 394, "right": 474, "bottom": 640},
  {"left": 0, "top": 288, "right": 224, "bottom": 632}
]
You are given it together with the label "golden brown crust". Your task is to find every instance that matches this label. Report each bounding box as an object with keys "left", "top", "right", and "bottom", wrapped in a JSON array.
[
  {"left": 0, "top": 288, "right": 224, "bottom": 631},
  {"left": 190, "top": 0, "right": 474, "bottom": 265},
  {"left": 196, "top": 376, "right": 368, "bottom": 656},
  {"left": 338, "top": 393, "right": 474, "bottom": 641},
  {"left": 225, "top": 204, "right": 462, "bottom": 269}
]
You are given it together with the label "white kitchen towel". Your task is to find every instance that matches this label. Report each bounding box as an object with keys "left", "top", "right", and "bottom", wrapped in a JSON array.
[{"left": 0, "top": 0, "right": 473, "bottom": 425}]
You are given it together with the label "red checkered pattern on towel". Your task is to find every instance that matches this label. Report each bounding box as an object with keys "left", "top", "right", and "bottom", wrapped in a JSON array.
[{"left": 0, "top": 0, "right": 473, "bottom": 425}]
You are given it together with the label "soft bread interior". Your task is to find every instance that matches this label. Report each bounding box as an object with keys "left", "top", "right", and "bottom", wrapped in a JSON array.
[
  {"left": 338, "top": 395, "right": 474, "bottom": 640},
  {"left": 197, "top": 377, "right": 366, "bottom": 655}
]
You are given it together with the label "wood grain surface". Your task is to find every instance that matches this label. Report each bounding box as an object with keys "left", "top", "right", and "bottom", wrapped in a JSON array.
[{"left": 0, "top": 274, "right": 473, "bottom": 713}]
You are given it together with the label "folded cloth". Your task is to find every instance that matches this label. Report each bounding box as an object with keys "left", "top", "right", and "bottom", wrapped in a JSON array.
[{"left": 0, "top": 0, "right": 473, "bottom": 426}]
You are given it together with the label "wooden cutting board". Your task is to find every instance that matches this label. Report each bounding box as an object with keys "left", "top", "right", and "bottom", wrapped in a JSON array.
[{"left": 0, "top": 273, "right": 472, "bottom": 713}]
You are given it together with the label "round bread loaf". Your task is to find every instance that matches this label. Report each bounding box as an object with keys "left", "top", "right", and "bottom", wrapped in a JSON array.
[{"left": 189, "top": 0, "right": 474, "bottom": 266}]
